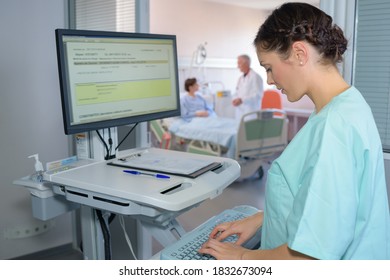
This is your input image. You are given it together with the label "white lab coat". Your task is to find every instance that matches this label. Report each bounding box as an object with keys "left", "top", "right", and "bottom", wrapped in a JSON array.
[{"left": 233, "top": 69, "right": 263, "bottom": 120}]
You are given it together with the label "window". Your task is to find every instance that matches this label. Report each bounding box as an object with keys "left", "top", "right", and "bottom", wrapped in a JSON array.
[
  {"left": 71, "top": 0, "right": 136, "bottom": 32},
  {"left": 353, "top": 0, "right": 390, "bottom": 151}
]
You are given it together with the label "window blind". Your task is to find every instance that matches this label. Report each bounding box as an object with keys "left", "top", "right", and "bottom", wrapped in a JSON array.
[
  {"left": 353, "top": 0, "right": 390, "bottom": 151},
  {"left": 74, "top": 0, "right": 136, "bottom": 32}
]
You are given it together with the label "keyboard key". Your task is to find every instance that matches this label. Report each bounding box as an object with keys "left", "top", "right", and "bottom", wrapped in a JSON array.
[{"left": 160, "top": 208, "right": 256, "bottom": 260}]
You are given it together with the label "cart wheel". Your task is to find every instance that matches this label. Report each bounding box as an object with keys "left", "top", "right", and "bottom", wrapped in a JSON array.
[{"left": 258, "top": 165, "right": 264, "bottom": 179}]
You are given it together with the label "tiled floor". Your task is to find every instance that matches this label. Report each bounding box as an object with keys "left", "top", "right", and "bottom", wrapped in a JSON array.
[{"left": 15, "top": 161, "right": 270, "bottom": 260}]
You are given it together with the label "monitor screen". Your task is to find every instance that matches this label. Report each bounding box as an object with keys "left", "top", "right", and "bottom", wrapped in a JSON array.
[{"left": 55, "top": 29, "right": 180, "bottom": 135}]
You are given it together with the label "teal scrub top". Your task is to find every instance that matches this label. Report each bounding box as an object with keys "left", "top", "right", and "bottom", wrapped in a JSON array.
[{"left": 261, "top": 86, "right": 390, "bottom": 259}]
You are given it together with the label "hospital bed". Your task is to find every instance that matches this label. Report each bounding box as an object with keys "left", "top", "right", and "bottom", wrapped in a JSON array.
[{"left": 149, "top": 109, "right": 288, "bottom": 179}]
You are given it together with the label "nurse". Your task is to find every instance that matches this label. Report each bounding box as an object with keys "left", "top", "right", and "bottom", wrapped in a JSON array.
[{"left": 199, "top": 2, "right": 390, "bottom": 260}]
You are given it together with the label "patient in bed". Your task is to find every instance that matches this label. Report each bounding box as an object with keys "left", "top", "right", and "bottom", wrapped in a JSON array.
[{"left": 181, "top": 78, "right": 216, "bottom": 122}]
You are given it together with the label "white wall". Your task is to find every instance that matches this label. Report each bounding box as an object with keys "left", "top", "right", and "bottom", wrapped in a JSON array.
[
  {"left": 149, "top": 0, "right": 314, "bottom": 111},
  {"left": 150, "top": 0, "right": 265, "bottom": 96},
  {"left": 0, "top": 0, "right": 73, "bottom": 259}
]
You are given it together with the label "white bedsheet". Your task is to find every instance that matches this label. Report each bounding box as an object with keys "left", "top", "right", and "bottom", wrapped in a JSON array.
[{"left": 168, "top": 117, "right": 239, "bottom": 158}]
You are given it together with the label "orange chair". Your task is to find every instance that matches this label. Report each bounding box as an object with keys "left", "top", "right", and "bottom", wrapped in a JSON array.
[{"left": 261, "top": 89, "right": 282, "bottom": 110}]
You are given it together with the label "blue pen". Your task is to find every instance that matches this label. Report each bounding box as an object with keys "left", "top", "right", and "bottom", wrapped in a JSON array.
[{"left": 123, "top": 169, "right": 170, "bottom": 179}]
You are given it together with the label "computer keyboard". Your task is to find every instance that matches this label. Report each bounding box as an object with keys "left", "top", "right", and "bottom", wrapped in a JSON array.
[{"left": 160, "top": 205, "right": 261, "bottom": 260}]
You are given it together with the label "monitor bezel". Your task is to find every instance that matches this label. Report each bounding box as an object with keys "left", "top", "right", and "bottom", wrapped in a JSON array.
[{"left": 55, "top": 28, "right": 181, "bottom": 135}]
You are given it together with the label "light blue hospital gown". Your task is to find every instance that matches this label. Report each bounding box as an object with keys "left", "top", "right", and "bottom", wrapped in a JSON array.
[
  {"left": 261, "top": 86, "right": 390, "bottom": 259},
  {"left": 180, "top": 93, "right": 215, "bottom": 122}
]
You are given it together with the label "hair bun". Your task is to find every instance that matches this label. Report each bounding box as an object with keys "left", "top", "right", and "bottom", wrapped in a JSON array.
[{"left": 254, "top": 3, "right": 348, "bottom": 65}]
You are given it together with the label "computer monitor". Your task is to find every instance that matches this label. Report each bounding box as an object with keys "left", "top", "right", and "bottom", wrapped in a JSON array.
[{"left": 55, "top": 29, "right": 181, "bottom": 135}]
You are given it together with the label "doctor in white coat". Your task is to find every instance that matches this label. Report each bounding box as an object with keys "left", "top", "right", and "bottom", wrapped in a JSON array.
[{"left": 232, "top": 54, "right": 264, "bottom": 120}]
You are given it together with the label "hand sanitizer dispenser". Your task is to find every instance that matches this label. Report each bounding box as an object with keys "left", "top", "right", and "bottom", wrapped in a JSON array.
[{"left": 28, "top": 154, "right": 44, "bottom": 182}]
